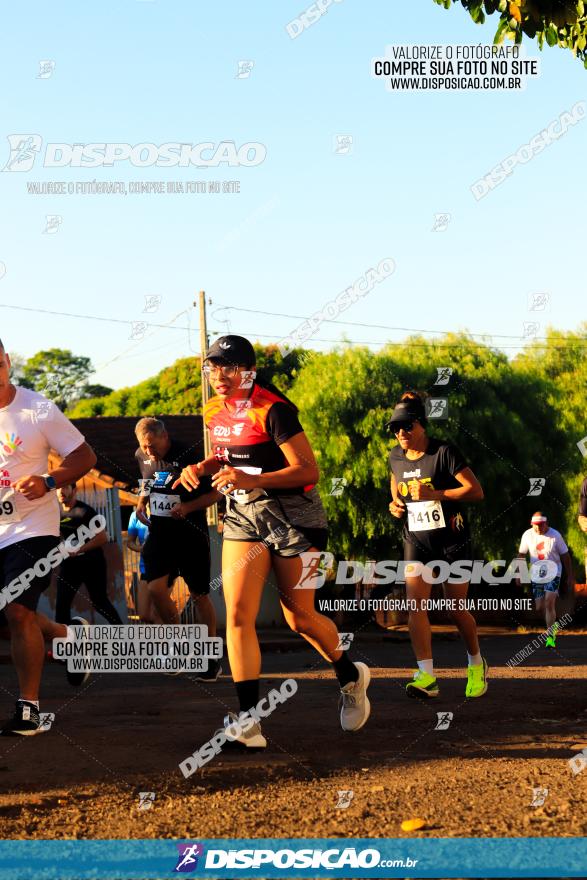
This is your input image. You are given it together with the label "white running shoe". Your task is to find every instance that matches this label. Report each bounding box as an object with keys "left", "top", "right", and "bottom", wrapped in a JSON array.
[
  {"left": 339, "top": 661, "right": 371, "bottom": 732},
  {"left": 223, "top": 711, "right": 267, "bottom": 749}
]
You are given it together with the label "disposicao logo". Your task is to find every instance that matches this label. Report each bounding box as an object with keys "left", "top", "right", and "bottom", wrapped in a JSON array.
[{"left": 174, "top": 843, "right": 204, "bottom": 873}]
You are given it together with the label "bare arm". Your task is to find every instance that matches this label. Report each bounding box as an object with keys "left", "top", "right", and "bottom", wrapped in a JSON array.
[
  {"left": 49, "top": 442, "right": 98, "bottom": 488},
  {"left": 256, "top": 433, "right": 319, "bottom": 490},
  {"left": 170, "top": 489, "right": 222, "bottom": 519},
  {"left": 410, "top": 467, "right": 484, "bottom": 503},
  {"left": 515, "top": 548, "right": 527, "bottom": 587},
  {"left": 12, "top": 441, "right": 97, "bottom": 501},
  {"left": 172, "top": 458, "right": 221, "bottom": 492},
  {"left": 180, "top": 490, "right": 222, "bottom": 513},
  {"left": 389, "top": 473, "right": 406, "bottom": 518},
  {"left": 211, "top": 432, "right": 319, "bottom": 494},
  {"left": 196, "top": 456, "right": 222, "bottom": 477},
  {"left": 71, "top": 529, "right": 108, "bottom": 556},
  {"left": 578, "top": 514, "right": 587, "bottom": 534}
]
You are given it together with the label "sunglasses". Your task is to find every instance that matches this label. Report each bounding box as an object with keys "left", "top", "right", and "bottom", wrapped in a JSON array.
[
  {"left": 202, "top": 363, "right": 240, "bottom": 378},
  {"left": 392, "top": 421, "right": 415, "bottom": 434}
]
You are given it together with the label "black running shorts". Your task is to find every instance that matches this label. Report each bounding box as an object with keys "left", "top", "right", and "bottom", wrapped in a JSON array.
[
  {"left": 0, "top": 535, "right": 61, "bottom": 623},
  {"left": 142, "top": 531, "right": 211, "bottom": 596},
  {"left": 403, "top": 536, "right": 473, "bottom": 568}
]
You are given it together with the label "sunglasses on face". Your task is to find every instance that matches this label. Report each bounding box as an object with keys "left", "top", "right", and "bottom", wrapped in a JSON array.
[
  {"left": 202, "top": 363, "right": 240, "bottom": 378},
  {"left": 393, "top": 422, "right": 414, "bottom": 434}
]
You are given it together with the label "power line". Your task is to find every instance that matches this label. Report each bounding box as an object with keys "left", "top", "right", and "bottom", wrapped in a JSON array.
[
  {"left": 3, "top": 300, "right": 585, "bottom": 351},
  {"left": 0, "top": 303, "right": 191, "bottom": 331},
  {"left": 210, "top": 327, "right": 585, "bottom": 351},
  {"left": 212, "top": 303, "right": 577, "bottom": 343},
  {"left": 94, "top": 309, "right": 191, "bottom": 371}
]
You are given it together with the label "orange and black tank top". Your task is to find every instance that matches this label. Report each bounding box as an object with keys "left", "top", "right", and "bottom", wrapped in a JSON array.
[{"left": 204, "top": 384, "right": 311, "bottom": 495}]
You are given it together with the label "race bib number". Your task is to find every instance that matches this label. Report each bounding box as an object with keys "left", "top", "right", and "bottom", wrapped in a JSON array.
[
  {"left": 149, "top": 493, "right": 180, "bottom": 517},
  {"left": 0, "top": 487, "right": 21, "bottom": 524},
  {"left": 406, "top": 500, "right": 445, "bottom": 532}
]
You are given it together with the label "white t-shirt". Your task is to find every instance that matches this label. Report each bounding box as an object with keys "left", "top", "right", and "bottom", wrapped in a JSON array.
[
  {"left": 0, "top": 386, "right": 85, "bottom": 550},
  {"left": 518, "top": 526, "right": 568, "bottom": 578}
]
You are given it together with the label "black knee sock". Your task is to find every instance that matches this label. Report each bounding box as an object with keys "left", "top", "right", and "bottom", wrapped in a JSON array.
[
  {"left": 235, "top": 679, "right": 260, "bottom": 715},
  {"left": 332, "top": 652, "right": 359, "bottom": 687}
]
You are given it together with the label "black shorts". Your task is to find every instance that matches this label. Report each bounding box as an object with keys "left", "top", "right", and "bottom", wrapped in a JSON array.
[
  {"left": 0, "top": 535, "right": 61, "bottom": 624},
  {"left": 403, "top": 535, "right": 473, "bottom": 567},
  {"left": 142, "top": 532, "right": 211, "bottom": 596}
]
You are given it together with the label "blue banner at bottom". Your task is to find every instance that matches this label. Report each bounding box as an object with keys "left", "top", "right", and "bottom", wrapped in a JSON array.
[{"left": 0, "top": 838, "right": 585, "bottom": 878}]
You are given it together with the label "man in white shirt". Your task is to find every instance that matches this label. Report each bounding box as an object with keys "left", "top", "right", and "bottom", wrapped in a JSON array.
[
  {"left": 0, "top": 340, "right": 97, "bottom": 735},
  {"left": 517, "top": 512, "right": 575, "bottom": 648}
]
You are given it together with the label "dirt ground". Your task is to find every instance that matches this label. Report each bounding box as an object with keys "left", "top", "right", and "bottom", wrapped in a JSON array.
[{"left": 0, "top": 629, "right": 586, "bottom": 847}]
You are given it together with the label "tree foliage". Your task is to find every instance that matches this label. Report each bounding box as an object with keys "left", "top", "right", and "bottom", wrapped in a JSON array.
[
  {"left": 66, "top": 357, "right": 203, "bottom": 417},
  {"left": 20, "top": 348, "right": 93, "bottom": 410},
  {"left": 65, "top": 345, "right": 307, "bottom": 418},
  {"left": 434, "top": 0, "right": 587, "bottom": 65},
  {"left": 289, "top": 336, "right": 571, "bottom": 566},
  {"left": 513, "top": 324, "right": 587, "bottom": 563},
  {"left": 58, "top": 333, "right": 587, "bottom": 576}
]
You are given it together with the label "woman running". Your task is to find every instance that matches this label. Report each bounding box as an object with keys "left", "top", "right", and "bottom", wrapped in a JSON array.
[
  {"left": 175, "top": 335, "right": 370, "bottom": 746},
  {"left": 388, "top": 391, "right": 487, "bottom": 699}
]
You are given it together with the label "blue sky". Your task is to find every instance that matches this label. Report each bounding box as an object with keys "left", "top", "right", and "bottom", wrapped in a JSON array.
[{"left": 0, "top": 0, "right": 585, "bottom": 390}]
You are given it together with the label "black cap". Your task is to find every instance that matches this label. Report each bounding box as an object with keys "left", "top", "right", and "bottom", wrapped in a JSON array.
[
  {"left": 205, "top": 335, "right": 256, "bottom": 367},
  {"left": 385, "top": 398, "right": 427, "bottom": 430}
]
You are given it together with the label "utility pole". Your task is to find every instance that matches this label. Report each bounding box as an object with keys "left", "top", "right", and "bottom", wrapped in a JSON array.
[{"left": 197, "top": 291, "right": 218, "bottom": 526}]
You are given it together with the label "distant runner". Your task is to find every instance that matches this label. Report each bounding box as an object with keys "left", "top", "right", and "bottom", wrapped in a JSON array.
[
  {"left": 126, "top": 508, "right": 160, "bottom": 623},
  {"left": 516, "top": 511, "right": 575, "bottom": 648},
  {"left": 388, "top": 391, "right": 487, "bottom": 699},
  {"left": 55, "top": 483, "right": 123, "bottom": 625},
  {"left": 134, "top": 417, "right": 221, "bottom": 680}
]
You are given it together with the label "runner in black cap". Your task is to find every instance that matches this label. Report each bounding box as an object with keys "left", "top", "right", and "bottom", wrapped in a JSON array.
[
  {"left": 388, "top": 391, "right": 487, "bottom": 699},
  {"left": 174, "top": 335, "right": 371, "bottom": 748}
]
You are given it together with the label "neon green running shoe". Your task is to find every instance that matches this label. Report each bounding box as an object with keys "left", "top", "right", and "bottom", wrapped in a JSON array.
[
  {"left": 466, "top": 657, "right": 488, "bottom": 698},
  {"left": 406, "top": 669, "right": 439, "bottom": 699}
]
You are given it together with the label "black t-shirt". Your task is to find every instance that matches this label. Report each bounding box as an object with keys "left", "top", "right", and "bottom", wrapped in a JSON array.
[
  {"left": 388, "top": 438, "right": 471, "bottom": 546},
  {"left": 135, "top": 439, "right": 212, "bottom": 539},
  {"left": 59, "top": 500, "right": 104, "bottom": 563},
  {"left": 579, "top": 477, "right": 587, "bottom": 517}
]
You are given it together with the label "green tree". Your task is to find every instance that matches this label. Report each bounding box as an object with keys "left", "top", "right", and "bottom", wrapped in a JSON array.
[
  {"left": 79, "top": 383, "right": 114, "bottom": 399},
  {"left": 21, "top": 349, "right": 93, "bottom": 410},
  {"left": 67, "top": 357, "right": 203, "bottom": 417},
  {"left": 8, "top": 352, "right": 26, "bottom": 384},
  {"left": 512, "top": 324, "right": 587, "bottom": 565},
  {"left": 252, "top": 343, "right": 308, "bottom": 393},
  {"left": 65, "top": 345, "right": 309, "bottom": 418},
  {"left": 433, "top": 0, "right": 587, "bottom": 65},
  {"left": 290, "top": 336, "right": 569, "bottom": 567}
]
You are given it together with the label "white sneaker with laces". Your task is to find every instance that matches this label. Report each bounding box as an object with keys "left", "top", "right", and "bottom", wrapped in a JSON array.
[
  {"left": 339, "top": 661, "right": 371, "bottom": 732},
  {"left": 223, "top": 711, "right": 267, "bottom": 749}
]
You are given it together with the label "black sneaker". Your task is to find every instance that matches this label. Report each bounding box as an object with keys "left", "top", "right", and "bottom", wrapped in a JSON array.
[
  {"left": 0, "top": 701, "right": 42, "bottom": 736},
  {"left": 66, "top": 617, "right": 91, "bottom": 687},
  {"left": 194, "top": 659, "right": 222, "bottom": 682}
]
